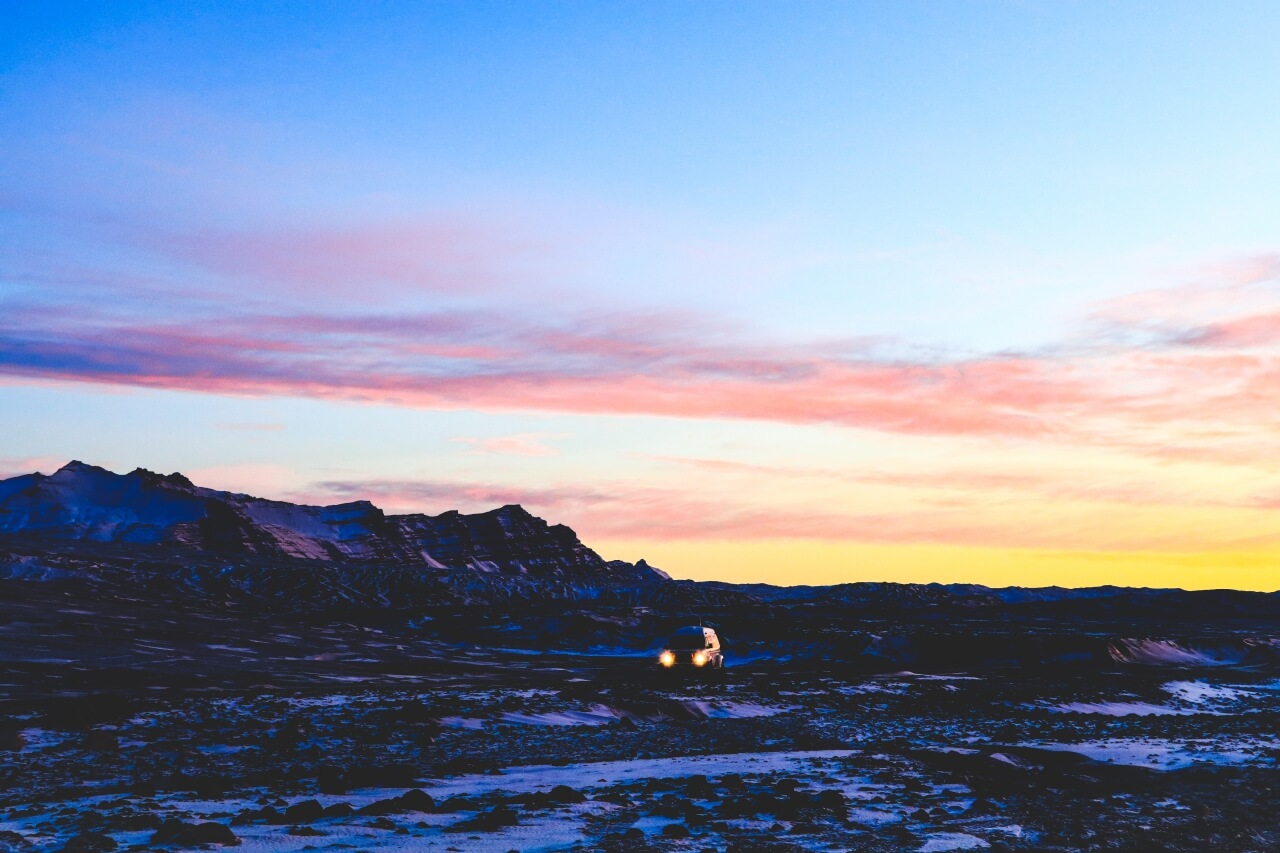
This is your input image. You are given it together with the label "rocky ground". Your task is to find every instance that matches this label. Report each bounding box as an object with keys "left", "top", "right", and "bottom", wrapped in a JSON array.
[
  {"left": 4, "top": 643, "right": 1280, "bottom": 853},
  {"left": 5, "top": 471, "right": 1280, "bottom": 850}
]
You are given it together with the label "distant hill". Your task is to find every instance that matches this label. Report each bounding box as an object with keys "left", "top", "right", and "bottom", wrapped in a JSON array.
[
  {"left": 0, "top": 461, "right": 1276, "bottom": 621},
  {"left": 0, "top": 460, "right": 666, "bottom": 585}
]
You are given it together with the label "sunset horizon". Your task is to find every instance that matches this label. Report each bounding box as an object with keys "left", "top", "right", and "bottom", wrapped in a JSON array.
[{"left": 6, "top": 3, "right": 1280, "bottom": 590}]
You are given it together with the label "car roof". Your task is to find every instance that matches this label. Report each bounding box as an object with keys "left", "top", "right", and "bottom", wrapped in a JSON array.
[{"left": 672, "top": 625, "right": 716, "bottom": 636}]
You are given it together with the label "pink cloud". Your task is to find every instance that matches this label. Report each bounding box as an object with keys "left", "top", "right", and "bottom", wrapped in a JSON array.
[
  {"left": 127, "top": 217, "right": 553, "bottom": 299},
  {"left": 450, "top": 433, "right": 566, "bottom": 457},
  {"left": 8, "top": 251, "right": 1280, "bottom": 467}
]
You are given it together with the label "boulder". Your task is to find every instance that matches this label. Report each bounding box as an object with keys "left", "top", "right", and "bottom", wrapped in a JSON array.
[
  {"left": 151, "top": 819, "right": 240, "bottom": 847},
  {"left": 683, "top": 774, "right": 716, "bottom": 799},
  {"left": 283, "top": 800, "right": 323, "bottom": 824},
  {"left": 547, "top": 785, "right": 586, "bottom": 804},
  {"left": 399, "top": 789, "right": 435, "bottom": 812},
  {"left": 812, "top": 789, "right": 847, "bottom": 813},
  {"left": 59, "top": 834, "right": 116, "bottom": 853}
]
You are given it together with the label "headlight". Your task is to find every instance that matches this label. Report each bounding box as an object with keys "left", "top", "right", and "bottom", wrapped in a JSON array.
[
  {"left": 659, "top": 651, "right": 675, "bottom": 667},
  {"left": 693, "top": 651, "right": 707, "bottom": 666}
]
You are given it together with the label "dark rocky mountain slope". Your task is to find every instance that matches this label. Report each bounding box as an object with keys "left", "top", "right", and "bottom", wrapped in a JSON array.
[{"left": 0, "top": 461, "right": 665, "bottom": 585}]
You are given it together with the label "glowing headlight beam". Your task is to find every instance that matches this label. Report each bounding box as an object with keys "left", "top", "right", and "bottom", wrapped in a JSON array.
[
  {"left": 659, "top": 651, "right": 675, "bottom": 667},
  {"left": 693, "top": 651, "right": 707, "bottom": 666}
]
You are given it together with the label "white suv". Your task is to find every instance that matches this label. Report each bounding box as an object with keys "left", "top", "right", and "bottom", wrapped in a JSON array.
[{"left": 658, "top": 626, "right": 724, "bottom": 669}]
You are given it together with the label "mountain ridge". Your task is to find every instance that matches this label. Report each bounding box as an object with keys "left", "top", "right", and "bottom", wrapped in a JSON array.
[
  {"left": 2, "top": 462, "right": 1277, "bottom": 613},
  {"left": 0, "top": 460, "right": 665, "bottom": 585}
]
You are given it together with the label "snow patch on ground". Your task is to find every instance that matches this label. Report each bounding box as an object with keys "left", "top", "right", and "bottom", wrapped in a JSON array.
[
  {"left": 451, "top": 701, "right": 796, "bottom": 728},
  {"left": 1109, "top": 639, "right": 1247, "bottom": 667},
  {"left": 921, "top": 832, "right": 990, "bottom": 852},
  {"left": 1025, "top": 737, "right": 1280, "bottom": 770},
  {"left": 500, "top": 707, "right": 617, "bottom": 726},
  {"left": 1164, "top": 680, "right": 1256, "bottom": 706},
  {"left": 1049, "top": 701, "right": 1197, "bottom": 717},
  {"left": 380, "top": 749, "right": 858, "bottom": 801}
]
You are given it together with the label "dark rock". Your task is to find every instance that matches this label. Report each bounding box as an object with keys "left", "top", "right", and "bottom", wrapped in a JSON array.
[
  {"left": 399, "top": 789, "right": 435, "bottom": 812},
  {"left": 812, "top": 789, "right": 846, "bottom": 813},
  {"left": 316, "top": 766, "right": 346, "bottom": 795},
  {"left": 547, "top": 785, "right": 586, "bottom": 804},
  {"left": 966, "top": 798, "right": 1002, "bottom": 816},
  {"left": 885, "top": 825, "right": 920, "bottom": 846},
  {"left": 322, "top": 803, "right": 354, "bottom": 818},
  {"left": 0, "top": 731, "right": 24, "bottom": 751},
  {"left": 720, "top": 773, "right": 745, "bottom": 790},
  {"left": 189, "top": 822, "right": 241, "bottom": 846},
  {"left": 342, "top": 764, "right": 419, "bottom": 789},
  {"left": 661, "top": 823, "right": 691, "bottom": 838},
  {"left": 287, "top": 827, "right": 326, "bottom": 837},
  {"left": 191, "top": 776, "right": 232, "bottom": 799},
  {"left": 514, "top": 791, "right": 555, "bottom": 809},
  {"left": 130, "top": 780, "right": 158, "bottom": 798},
  {"left": 260, "top": 807, "right": 289, "bottom": 825},
  {"left": 434, "top": 755, "right": 500, "bottom": 776},
  {"left": 434, "top": 796, "right": 478, "bottom": 813},
  {"left": 684, "top": 775, "right": 716, "bottom": 799},
  {"left": 284, "top": 800, "right": 324, "bottom": 824},
  {"left": 84, "top": 731, "right": 118, "bottom": 752},
  {"left": 151, "top": 819, "right": 240, "bottom": 847},
  {"left": 0, "top": 830, "right": 30, "bottom": 851},
  {"left": 60, "top": 833, "right": 116, "bottom": 853},
  {"left": 650, "top": 794, "right": 689, "bottom": 818},
  {"left": 773, "top": 778, "right": 800, "bottom": 795},
  {"left": 357, "top": 798, "right": 404, "bottom": 816},
  {"left": 446, "top": 805, "right": 518, "bottom": 833}
]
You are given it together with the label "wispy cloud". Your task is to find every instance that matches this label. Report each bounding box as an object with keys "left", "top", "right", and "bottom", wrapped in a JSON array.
[
  {"left": 125, "top": 217, "right": 552, "bottom": 300},
  {"left": 5, "top": 244, "right": 1280, "bottom": 467},
  {"left": 450, "top": 433, "right": 567, "bottom": 456}
]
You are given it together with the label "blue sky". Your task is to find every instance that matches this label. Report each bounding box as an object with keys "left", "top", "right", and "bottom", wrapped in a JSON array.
[{"left": 4, "top": 2, "right": 1280, "bottom": 587}]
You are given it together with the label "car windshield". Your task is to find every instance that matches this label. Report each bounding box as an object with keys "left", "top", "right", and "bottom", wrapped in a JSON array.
[{"left": 668, "top": 634, "right": 708, "bottom": 650}]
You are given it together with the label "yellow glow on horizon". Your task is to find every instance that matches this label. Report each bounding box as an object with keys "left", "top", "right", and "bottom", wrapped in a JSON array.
[{"left": 594, "top": 538, "right": 1280, "bottom": 592}]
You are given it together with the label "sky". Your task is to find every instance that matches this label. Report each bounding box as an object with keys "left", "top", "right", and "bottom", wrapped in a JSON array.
[{"left": 3, "top": 2, "right": 1280, "bottom": 590}]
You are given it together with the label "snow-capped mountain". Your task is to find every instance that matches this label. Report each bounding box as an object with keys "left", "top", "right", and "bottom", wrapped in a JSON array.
[{"left": 0, "top": 461, "right": 665, "bottom": 585}]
